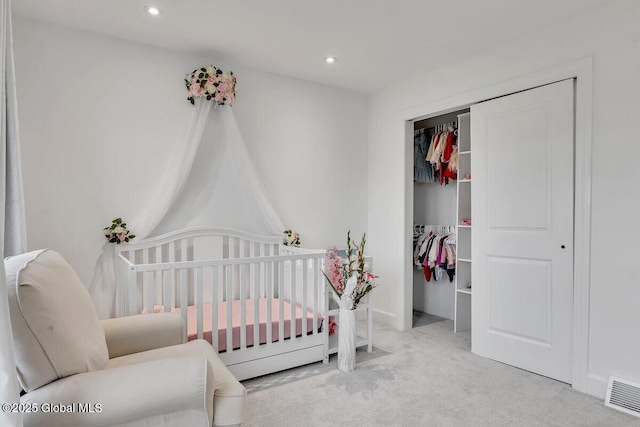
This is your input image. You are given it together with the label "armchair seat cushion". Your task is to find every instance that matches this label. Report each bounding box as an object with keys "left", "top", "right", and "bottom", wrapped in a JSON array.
[
  {"left": 108, "top": 339, "right": 246, "bottom": 427},
  {"left": 21, "top": 357, "right": 214, "bottom": 427}
]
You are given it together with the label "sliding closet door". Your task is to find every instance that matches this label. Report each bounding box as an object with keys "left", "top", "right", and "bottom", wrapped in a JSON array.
[{"left": 471, "top": 79, "right": 574, "bottom": 383}]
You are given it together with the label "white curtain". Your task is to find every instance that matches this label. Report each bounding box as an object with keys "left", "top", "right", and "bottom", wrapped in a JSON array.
[
  {"left": 1, "top": 0, "right": 26, "bottom": 425},
  {"left": 153, "top": 105, "right": 284, "bottom": 236},
  {"left": 89, "top": 99, "right": 284, "bottom": 319}
]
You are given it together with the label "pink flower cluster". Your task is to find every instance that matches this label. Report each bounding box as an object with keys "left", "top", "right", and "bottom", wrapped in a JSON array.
[
  {"left": 322, "top": 231, "right": 378, "bottom": 310},
  {"left": 326, "top": 246, "right": 345, "bottom": 292},
  {"left": 328, "top": 317, "right": 337, "bottom": 335},
  {"left": 185, "top": 66, "right": 236, "bottom": 106}
]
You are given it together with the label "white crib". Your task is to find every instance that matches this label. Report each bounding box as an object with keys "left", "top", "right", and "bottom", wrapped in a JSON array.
[{"left": 115, "top": 226, "right": 330, "bottom": 380}]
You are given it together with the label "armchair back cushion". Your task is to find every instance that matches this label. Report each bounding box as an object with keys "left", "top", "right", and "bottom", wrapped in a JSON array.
[{"left": 5, "top": 249, "right": 109, "bottom": 391}]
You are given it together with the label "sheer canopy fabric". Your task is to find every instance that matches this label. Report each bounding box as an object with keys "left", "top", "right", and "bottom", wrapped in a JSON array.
[
  {"left": 1, "top": 0, "right": 26, "bottom": 425},
  {"left": 88, "top": 99, "right": 284, "bottom": 319}
]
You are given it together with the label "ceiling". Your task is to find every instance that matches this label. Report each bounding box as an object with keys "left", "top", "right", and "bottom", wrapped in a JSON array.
[{"left": 13, "top": 0, "right": 617, "bottom": 93}]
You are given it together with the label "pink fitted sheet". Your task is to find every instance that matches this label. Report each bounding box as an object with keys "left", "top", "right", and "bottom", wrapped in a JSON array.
[{"left": 151, "top": 298, "right": 319, "bottom": 352}]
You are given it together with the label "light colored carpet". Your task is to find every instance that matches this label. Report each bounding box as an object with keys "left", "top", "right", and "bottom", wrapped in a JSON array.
[{"left": 242, "top": 314, "right": 640, "bottom": 427}]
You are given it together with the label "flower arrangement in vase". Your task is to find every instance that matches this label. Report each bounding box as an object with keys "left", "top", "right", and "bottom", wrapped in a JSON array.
[
  {"left": 323, "top": 231, "right": 377, "bottom": 372},
  {"left": 324, "top": 231, "right": 376, "bottom": 310}
]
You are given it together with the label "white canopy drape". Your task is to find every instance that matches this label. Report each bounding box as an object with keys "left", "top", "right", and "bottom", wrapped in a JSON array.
[
  {"left": 88, "top": 99, "right": 284, "bottom": 319},
  {"left": 1, "top": 0, "right": 26, "bottom": 425}
]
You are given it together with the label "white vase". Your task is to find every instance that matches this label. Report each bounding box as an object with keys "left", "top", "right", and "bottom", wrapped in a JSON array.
[{"left": 338, "top": 308, "right": 357, "bottom": 372}]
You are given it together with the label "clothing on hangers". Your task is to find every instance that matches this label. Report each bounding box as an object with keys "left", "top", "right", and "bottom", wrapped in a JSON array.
[
  {"left": 419, "top": 122, "right": 458, "bottom": 185},
  {"left": 414, "top": 131, "right": 434, "bottom": 183},
  {"left": 412, "top": 225, "right": 456, "bottom": 283}
]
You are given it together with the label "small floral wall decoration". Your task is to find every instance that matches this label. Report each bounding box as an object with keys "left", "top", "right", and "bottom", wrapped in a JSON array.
[
  {"left": 185, "top": 66, "right": 236, "bottom": 106},
  {"left": 104, "top": 218, "right": 135, "bottom": 244}
]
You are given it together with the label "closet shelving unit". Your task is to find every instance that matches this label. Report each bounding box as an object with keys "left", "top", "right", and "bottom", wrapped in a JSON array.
[{"left": 454, "top": 112, "right": 472, "bottom": 333}]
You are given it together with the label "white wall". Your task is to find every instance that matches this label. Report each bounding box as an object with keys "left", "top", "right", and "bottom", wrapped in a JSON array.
[
  {"left": 368, "top": 0, "right": 640, "bottom": 398},
  {"left": 12, "top": 16, "right": 368, "bottom": 287}
]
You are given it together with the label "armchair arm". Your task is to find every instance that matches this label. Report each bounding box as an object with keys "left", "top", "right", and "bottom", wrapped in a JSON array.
[
  {"left": 101, "top": 313, "right": 186, "bottom": 359},
  {"left": 21, "top": 357, "right": 214, "bottom": 427}
]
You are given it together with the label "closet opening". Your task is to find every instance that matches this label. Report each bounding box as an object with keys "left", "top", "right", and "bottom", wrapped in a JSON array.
[
  {"left": 401, "top": 59, "right": 593, "bottom": 392},
  {"left": 412, "top": 108, "right": 470, "bottom": 332}
]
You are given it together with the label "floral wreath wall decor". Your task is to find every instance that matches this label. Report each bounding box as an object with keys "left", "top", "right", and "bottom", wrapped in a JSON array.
[
  {"left": 283, "top": 229, "right": 301, "bottom": 247},
  {"left": 185, "top": 66, "right": 236, "bottom": 106},
  {"left": 103, "top": 218, "right": 135, "bottom": 244}
]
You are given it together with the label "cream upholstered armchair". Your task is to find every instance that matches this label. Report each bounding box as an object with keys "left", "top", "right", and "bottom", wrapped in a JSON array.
[{"left": 5, "top": 249, "right": 246, "bottom": 427}]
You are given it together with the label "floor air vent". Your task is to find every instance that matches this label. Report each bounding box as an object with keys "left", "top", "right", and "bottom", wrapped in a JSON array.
[{"left": 606, "top": 376, "right": 640, "bottom": 417}]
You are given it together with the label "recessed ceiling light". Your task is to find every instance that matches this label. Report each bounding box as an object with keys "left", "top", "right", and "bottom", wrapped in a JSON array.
[
  {"left": 144, "top": 6, "right": 163, "bottom": 16},
  {"left": 324, "top": 57, "right": 336, "bottom": 64}
]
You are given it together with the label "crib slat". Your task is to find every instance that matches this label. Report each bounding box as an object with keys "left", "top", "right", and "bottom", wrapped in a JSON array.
[
  {"left": 154, "top": 269, "right": 161, "bottom": 309},
  {"left": 266, "top": 259, "right": 273, "bottom": 346},
  {"left": 211, "top": 266, "right": 219, "bottom": 352},
  {"left": 180, "top": 268, "right": 188, "bottom": 330},
  {"left": 290, "top": 259, "right": 296, "bottom": 341},
  {"left": 278, "top": 260, "right": 284, "bottom": 344},
  {"left": 143, "top": 251, "right": 151, "bottom": 314},
  {"left": 153, "top": 247, "right": 161, "bottom": 312},
  {"left": 169, "top": 241, "right": 176, "bottom": 309},
  {"left": 302, "top": 257, "right": 308, "bottom": 337},
  {"left": 226, "top": 265, "right": 233, "bottom": 353},
  {"left": 145, "top": 271, "right": 154, "bottom": 315},
  {"left": 313, "top": 258, "right": 319, "bottom": 334},
  {"left": 163, "top": 270, "right": 170, "bottom": 313},
  {"left": 249, "top": 243, "right": 255, "bottom": 299},
  {"left": 180, "top": 238, "right": 188, "bottom": 306},
  {"left": 240, "top": 263, "right": 246, "bottom": 350},
  {"left": 196, "top": 267, "right": 203, "bottom": 340},
  {"left": 260, "top": 244, "right": 268, "bottom": 297},
  {"left": 253, "top": 262, "right": 260, "bottom": 348}
]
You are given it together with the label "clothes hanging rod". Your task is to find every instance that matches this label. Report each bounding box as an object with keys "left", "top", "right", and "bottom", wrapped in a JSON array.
[
  {"left": 413, "top": 224, "right": 457, "bottom": 233},
  {"left": 415, "top": 121, "right": 458, "bottom": 132}
]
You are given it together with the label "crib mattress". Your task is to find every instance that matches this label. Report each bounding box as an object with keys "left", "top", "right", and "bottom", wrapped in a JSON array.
[{"left": 152, "top": 298, "right": 319, "bottom": 352}]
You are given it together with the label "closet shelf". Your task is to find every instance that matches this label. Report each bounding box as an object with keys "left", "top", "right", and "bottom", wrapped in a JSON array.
[
  {"left": 458, "top": 179, "right": 471, "bottom": 183},
  {"left": 459, "top": 150, "right": 471, "bottom": 155},
  {"left": 458, "top": 258, "right": 472, "bottom": 263},
  {"left": 458, "top": 225, "right": 471, "bottom": 229},
  {"left": 457, "top": 289, "right": 472, "bottom": 295}
]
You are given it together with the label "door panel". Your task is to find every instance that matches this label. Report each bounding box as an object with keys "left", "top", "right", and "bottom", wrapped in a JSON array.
[
  {"left": 487, "top": 256, "right": 551, "bottom": 344},
  {"left": 471, "top": 79, "right": 574, "bottom": 383},
  {"left": 487, "top": 106, "right": 550, "bottom": 230}
]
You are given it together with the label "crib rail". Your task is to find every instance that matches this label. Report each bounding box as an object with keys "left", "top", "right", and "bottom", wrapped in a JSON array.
[{"left": 117, "top": 249, "right": 327, "bottom": 359}]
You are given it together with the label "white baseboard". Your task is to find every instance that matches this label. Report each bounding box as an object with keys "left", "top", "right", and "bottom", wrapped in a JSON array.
[
  {"left": 372, "top": 308, "right": 396, "bottom": 328},
  {"left": 418, "top": 302, "right": 454, "bottom": 321},
  {"left": 585, "top": 373, "right": 608, "bottom": 400}
]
